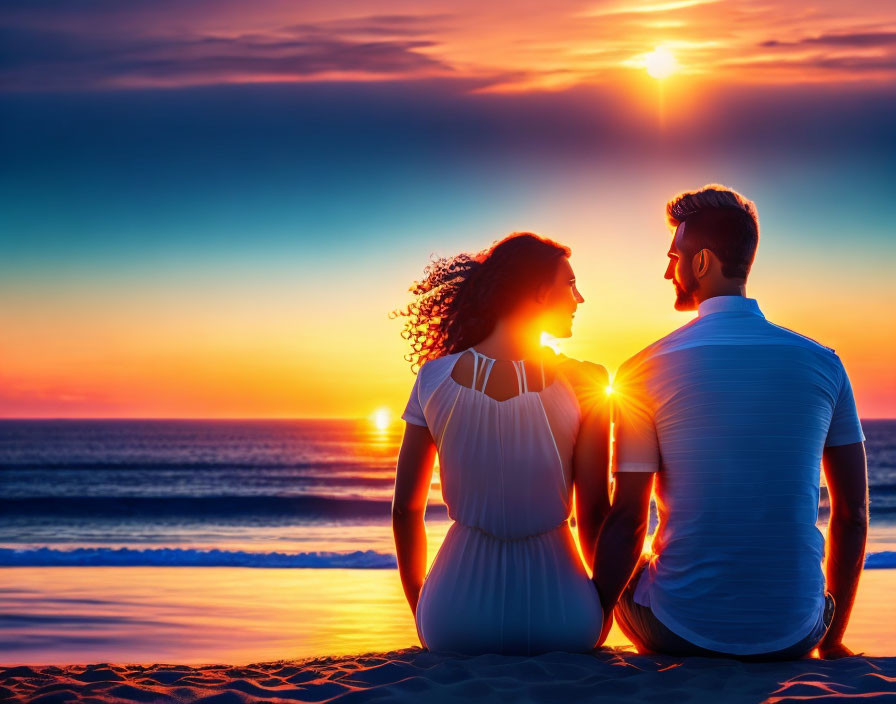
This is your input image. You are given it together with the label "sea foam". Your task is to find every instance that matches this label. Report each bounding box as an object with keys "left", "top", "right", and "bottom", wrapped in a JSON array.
[
  {"left": 0, "top": 547, "right": 397, "bottom": 568},
  {"left": 1, "top": 547, "right": 894, "bottom": 569}
]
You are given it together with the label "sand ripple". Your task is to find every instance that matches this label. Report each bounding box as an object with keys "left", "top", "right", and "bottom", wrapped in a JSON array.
[{"left": 2, "top": 648, "right": 895, "bottom": 703}]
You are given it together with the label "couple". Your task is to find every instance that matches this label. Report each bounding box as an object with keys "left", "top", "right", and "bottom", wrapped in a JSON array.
[{"left": 392, "top": 184, "right": 868, "bottom": 661}]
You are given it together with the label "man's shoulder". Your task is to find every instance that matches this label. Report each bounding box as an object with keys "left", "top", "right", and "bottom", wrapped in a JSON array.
[
  {"left": 761, "top": 319, "right": 838, "bottom": 357},
  {"left": 622, "top": 316, "right": 840, "bottom": 367},
  {"left": 619, "top": 317, "right": 701, "bottom": 375}
]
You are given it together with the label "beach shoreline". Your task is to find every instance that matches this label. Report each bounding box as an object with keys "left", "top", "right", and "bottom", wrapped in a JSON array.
[{"left": 5, "top": 567, "right": 895, "bottom": 667}]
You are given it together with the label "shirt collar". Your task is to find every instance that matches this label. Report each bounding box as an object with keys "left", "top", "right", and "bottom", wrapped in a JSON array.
[{"left": 697, "top": 296, "right": 764, "bottom": 318}]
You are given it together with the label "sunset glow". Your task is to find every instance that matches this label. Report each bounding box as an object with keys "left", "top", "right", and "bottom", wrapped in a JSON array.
[
  {"left": 1, "top": 2, "right": 895, "bottom": 692},
  {"left": 0, "top": 1, "right": 893, "bottom": 420}
]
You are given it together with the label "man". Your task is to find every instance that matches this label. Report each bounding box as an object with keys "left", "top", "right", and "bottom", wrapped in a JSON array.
[{"left": 594, "top": 184, "right": 868, "bottom": 660}]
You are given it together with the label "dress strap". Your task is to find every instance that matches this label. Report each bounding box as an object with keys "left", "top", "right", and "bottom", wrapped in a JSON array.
[
  {"left": 479, "top": 358, "right": 496, "bottom": 394},
  {"left": 511, "top": 360, "right": 523, "bottom": 395},
  {"left": 512, "top": 360, "right": 529, "bottom": 394},
  {"left": 470, "top": 349, "right": 480, "bottom": 390}
]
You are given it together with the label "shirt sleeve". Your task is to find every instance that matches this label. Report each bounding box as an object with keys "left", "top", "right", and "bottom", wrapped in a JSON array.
[
  {"left": 825, "top": 361, "right": 865, "bottom": 447},
  {"left": 401, "top": 367, "right": 428, "bottom": 427},
  {"left": 613, "top": 359, "right": 660, "bottom": 473}
]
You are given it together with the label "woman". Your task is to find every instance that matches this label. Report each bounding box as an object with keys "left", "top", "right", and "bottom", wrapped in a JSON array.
[{"left": 392, "top": 232, "right": 611, "bottom": 655}]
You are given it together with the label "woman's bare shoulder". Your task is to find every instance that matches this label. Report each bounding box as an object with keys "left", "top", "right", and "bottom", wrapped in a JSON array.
[
  {"left": 417, "top": 350, "right": 466, "bottom": 383},
  {"left": 553, "top": 354, "right": 609, "bottom": 385}
]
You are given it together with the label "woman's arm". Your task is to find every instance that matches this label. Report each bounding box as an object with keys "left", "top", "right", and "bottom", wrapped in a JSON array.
[
  {"left": 561, "top": 359, "right": 612, "bottom": 569},
  {"left": 392, "top": 422, "right": 437, "bottom": 615}
]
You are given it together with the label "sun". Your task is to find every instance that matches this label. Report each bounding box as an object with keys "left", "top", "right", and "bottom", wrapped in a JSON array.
[
  {"left": 644, "top": 47, "right": 678, "bottom": 80},
  {"left": 372, "top": 408, "right": 391, "bottom": 431}
]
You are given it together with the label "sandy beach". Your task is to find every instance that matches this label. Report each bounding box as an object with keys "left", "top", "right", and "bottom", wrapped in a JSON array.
[{"left": 4, "top": 648, "right": 896, "bottom": 703}]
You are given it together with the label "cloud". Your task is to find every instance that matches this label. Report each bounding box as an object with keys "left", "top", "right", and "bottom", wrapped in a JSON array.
[
  {"left": 583, "top": 0, "right": 721, "bottom": 17},
  {"left": 810, "top": 55, "right": 896, "bottom": 72},
  {"left": 284, "top": 14, "right": 456, "bottom": 38},
  {"left": 725, "top": 29, "right": 896, "bottom": 79},
  {"left": 0, "top": 17, "right": 456, "bottom": 91},
  {"left": 761, "top": 31, "right": 896, "bottom": 48},
  {"left": 3, "top": 3, "right": 896, "bottom": 93},
  {"left": 725, "top": 50, "right": 896, "bottom": 77}
]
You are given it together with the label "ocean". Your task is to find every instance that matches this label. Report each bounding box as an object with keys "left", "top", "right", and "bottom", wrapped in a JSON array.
[
  {"left": 1, "top": 419, "right": 895, "bottom": 568},
  {"left": 0, "top": 419, "right": 449, "bottom": 570},
  {"left": 1, "top": 419, "right": 895, "bottom": 664}
]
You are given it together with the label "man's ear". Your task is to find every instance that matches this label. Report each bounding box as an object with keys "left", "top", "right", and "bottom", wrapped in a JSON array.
[
  {"left": 534, "top": 283, "right": 550, "bottom": 303},
  {"left": 692, "top": 248, "right": 713, "bottom": 279}
]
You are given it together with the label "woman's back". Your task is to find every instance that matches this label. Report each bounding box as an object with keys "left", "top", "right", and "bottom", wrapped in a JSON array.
[
  {"left": 406, "top": 349, "right": 578, "bottom": 537},
  {"left": 402, "top": 348, "right": 602, "bottom": 654}
]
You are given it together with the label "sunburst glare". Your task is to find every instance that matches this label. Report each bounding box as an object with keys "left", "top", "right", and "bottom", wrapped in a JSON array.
[
  {"left": 540, "top": 331, "right": 560, "bottom": 353},
  {"left": 644, "top": 46, "right": 678, "bottom": 80}
]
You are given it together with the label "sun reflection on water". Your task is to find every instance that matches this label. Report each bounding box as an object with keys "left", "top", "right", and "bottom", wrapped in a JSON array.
[{"left": 372, "top": 408, "right": 391, "bottom": 432}]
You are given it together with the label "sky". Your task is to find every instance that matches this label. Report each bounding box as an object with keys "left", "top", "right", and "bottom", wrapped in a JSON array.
[{"left": 1, "top": 0, "right": 895, "bottom": 419}]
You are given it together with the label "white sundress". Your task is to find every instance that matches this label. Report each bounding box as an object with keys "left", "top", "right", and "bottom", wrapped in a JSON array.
[{"left": 401, "top": 348, "right": 603, "bottom": 655}]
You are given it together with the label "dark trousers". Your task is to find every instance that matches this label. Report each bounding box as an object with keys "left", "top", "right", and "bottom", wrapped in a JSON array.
[{"left": 615, "top": 559, "right": 835, "bottom": 661}]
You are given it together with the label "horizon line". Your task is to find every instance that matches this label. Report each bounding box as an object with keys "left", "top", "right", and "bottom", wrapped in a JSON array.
[
  {"left": 0, "top": 416, "right": 375, "bottom": 422},
  {"left": 1, "top": 416, "right": 894, "bottom": 422}
]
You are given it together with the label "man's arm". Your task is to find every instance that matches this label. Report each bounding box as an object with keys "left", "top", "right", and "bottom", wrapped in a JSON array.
[
  {"left": 593, "top": 356, "right": 659, "bottom": 644},
  {"left": 592, "top": 471, "right": 654, "bottom": 645},
  {"left": 817, "top": 441, "right": 868, "bottom": 659}
]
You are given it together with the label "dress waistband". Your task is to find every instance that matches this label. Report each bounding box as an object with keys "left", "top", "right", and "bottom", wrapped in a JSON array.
[{"left": 453, "top": 518, "right": 569, "bottom": 542}]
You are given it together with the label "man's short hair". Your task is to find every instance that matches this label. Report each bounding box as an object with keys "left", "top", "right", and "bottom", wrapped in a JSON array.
[{"left": 666, "top": 184, "right": 759, "bottom": 280}]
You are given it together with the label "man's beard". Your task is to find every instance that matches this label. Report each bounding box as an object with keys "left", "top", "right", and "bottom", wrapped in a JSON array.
[{"left": 674, "top": 270, "right": 699, "bottom": 309}]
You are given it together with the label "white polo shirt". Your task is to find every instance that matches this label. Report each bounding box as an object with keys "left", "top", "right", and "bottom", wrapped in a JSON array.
[{"left": 614, "top": 295, "right": 864, "bottom": 655}]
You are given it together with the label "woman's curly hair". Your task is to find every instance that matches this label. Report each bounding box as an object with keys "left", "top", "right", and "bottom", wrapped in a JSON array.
[{"left": 393, "top": 232, "right": 571, "bottom": 372}]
